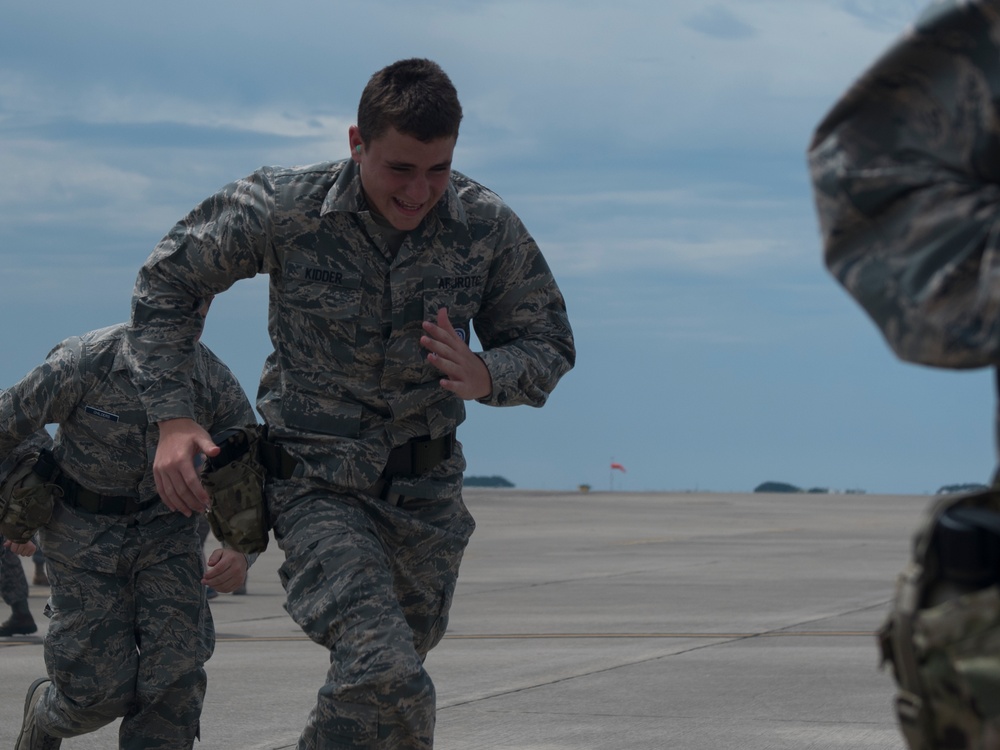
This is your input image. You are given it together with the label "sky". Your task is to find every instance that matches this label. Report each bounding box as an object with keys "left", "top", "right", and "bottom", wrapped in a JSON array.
[{"left": 1, "top": 0, "right": 989, "bottom": 495}]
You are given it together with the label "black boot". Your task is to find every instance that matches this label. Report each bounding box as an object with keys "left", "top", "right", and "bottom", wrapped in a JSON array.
[
  {"left": 0, "top": 602, "right": 37, "bottom": 636},
  {"left": 15, "top": 678, "right": 62, "bottom": 749}
]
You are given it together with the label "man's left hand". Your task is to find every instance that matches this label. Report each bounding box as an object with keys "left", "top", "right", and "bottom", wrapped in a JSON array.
[
  {"left": 3, "top": 539, "right": 36, "bottom": 557},
  {"left": 421, "top": 307, "right": 492, "bottom": 400},
  {"left": 203, "top": 547, "right": 248, "bottom": 594}
]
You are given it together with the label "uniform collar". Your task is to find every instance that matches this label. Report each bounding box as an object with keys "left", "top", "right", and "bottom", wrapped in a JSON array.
[{"left": 319, "top": 158, "right": 468, "bottom": 228}]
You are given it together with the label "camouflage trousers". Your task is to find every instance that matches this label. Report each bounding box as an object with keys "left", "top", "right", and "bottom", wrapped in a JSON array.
[
  {"left": 270, "top": 477, "right": 475, "bottom": 750},
  {"left": 0, "top": 533, "right": 29, "bottom": 606},
  {"left": 33, "top": 501, "right": 214, "bottom": 750}
]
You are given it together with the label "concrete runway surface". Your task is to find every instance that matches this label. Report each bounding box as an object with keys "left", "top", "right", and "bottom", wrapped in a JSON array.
[{"left": 1, "top": 488, "right": 931, "bottom": 749}]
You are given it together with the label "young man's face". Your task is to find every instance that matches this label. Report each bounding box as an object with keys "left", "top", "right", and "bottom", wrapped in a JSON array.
[{"left": 349, "top": 125, "right": 456, "bottom": 231}]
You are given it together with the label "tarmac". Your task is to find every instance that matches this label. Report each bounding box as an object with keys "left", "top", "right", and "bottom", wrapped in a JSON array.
[{"left": 1, "top": 488, "right": 930, "bottom": 749}]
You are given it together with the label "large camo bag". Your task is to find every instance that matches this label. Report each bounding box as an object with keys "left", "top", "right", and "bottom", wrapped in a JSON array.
[
  {"left": 879, "top": 487, "right": 1000, "bottom": 750},
  {"left": 0, "top": 431, "right": 61, "bottom": 544},
  {"left": 201, "top": 426, "right": 269, "bottom": 555}
]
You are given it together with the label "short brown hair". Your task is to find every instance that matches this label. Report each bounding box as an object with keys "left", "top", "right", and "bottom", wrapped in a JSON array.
[{"left": 357, "top": 58, "right": 463, "bottom": 144}]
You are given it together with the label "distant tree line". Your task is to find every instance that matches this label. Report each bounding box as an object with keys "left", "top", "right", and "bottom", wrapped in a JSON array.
[
  {"left": 754, "top": 481, "right": 828, "bottom": 494},
  {"left": 753, "top": 481, "right": 864, "bottom": 495},
  {"left": 464, "top": 475, "right": 515, "bottom": 488},
  {"left": 755, "top": 480, "right": 991, "bottom": 495}
]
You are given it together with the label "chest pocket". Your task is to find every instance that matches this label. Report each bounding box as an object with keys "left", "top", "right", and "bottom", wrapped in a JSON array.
[
  {"left": 71, "top": 402, "right": 145, "bottom": 464},
  {"left": 280, "top": 260, "right": 364, "bottom": 372},
  {"left": 422, "top": 271, "right": 484, "bottom": 344}
]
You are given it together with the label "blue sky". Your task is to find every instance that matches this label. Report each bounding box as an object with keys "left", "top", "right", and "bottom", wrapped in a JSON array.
[{"left": 2, "top": 0, "right": 987, "bottom": 495}]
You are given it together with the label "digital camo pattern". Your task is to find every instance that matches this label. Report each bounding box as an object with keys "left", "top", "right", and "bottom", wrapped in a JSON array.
[
  {"left": 38, "top": 521, "right": 213, "bottom": 748},
  {"left": 0, "top": 323, "right": 253, "bottom": 746},
  {"left": 0, "top": 323, "right": 254, "bottom": 509},
  {"left": 126, "top": 157, "right": 572, "bottom": 748},
  {"left": 270, "top": 478, "right": 475, "bottom": 750},
  {"left": 126, "top": 159, "right": 575, "bottom": 496},
  {"left": 0, "top": 533, "right": 28, "bottom": 608},
  {"left": 808, "top": 0, "right": 1000, "bottom": 369}
]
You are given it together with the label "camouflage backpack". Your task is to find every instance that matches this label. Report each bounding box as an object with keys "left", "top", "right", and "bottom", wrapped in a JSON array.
[{"left": 879, "top": 487, "right": 1000, "bottom": 750}]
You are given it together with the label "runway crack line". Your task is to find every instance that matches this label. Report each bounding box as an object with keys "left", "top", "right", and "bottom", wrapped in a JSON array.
[{"left": 438, "top": 603, "right": 888, "bottom": 711}]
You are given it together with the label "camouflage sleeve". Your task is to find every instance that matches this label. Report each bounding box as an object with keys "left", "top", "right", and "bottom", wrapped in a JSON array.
[
  {"left": 199, "top": 345, "right": 257, "bottom": 433},
  {"left": 474, "top": 211, "right": 576, "bottom": 407},
  {"left": 127, "top": 170, "right": 275, "bottom": 422},
  {"left": 808, "top": 0, "right": 1000, "bottom": 368},
  {"left": 0, "top": 337, "right": 85, "bottom": 457}
]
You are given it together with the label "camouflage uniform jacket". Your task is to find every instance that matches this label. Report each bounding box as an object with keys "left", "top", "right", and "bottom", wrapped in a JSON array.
[
  {"left": 0, "top": 323, "right": 255, "bottom": 515},
  {"left": 809, "top": 0, "right": 1000, "bottom": 369},
  {"left": 126, "top": 159, "right": 575, "bottom": 492}
]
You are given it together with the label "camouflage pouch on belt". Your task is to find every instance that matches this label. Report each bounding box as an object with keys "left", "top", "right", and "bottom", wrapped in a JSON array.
[
  {"left": 878, "top": 487, "right": 1000, "bottom": 750},
  {"left": 202, "top": 425, "right": 269, "bottom": 554},
  {"left": 0, "top": 444, "right": 62, "bottom": 544}
]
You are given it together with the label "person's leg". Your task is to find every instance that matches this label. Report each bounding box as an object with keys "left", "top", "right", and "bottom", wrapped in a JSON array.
[
  {"left": 33, "top": 557, "right": 137, "bottom": 738},
  {"left": 119, "top": 517, "right": 212, "bottom": 750},
  {"left": 274, "top": 493, "right": 430, "bottom": 749},
  {"left": 0, "top": 539, "right": 36, "bottom": 635},
  {"left": 382, "top": 492, "right": 475, "bottom": 660},
  {"left": 273, "top": 484, "right": 473, "bottom": 750}
]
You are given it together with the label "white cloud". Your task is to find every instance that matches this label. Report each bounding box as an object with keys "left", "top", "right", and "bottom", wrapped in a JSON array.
[
  {"left": 545, "top": 234, "right": 796, "bottom": 276},
  {"left": 0, "top": 0, "right": 974, "bottom": 496},
  {"left": 0, "top": 139, "right": 157, "bottom": 229},
  {"left": 0, "top": 0, "right": 919, "bottom": 275},
  {"left": 0, "top": 67, "right": 351, "bottom": 139},
  {"left": 510, "top": 182, "right": 813, "bottom": 276},
  {"left": 835, "top": 0, "right": 926, "bottom": 31},
  {"left": 0, "top": 0, "right": 918, "bottom": 161},
  {"left": 683, "top": 5, "right": 757, "bottom": 39}
]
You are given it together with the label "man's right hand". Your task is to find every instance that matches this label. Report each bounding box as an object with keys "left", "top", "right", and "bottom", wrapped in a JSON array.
[
  {"left": 3, "top": 539, "right": 37, "bottom": 557},
  {"left": 154, "top": 418, "right": 220, "bottom": 516}
]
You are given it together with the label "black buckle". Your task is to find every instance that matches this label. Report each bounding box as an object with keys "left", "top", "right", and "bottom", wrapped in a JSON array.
[{"left": 258, "top": 440, "right": 299, "bottom": 480}]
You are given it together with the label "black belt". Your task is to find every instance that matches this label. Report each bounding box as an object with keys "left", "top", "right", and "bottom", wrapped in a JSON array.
[
  {"left": 384, "top": 433, "right": 455, "bottom": 477},
  {"left": 33, "top": 449, "right": 148, "bottom": 515},
  {"left": 259, "top": 432, "right": 455, "bottom": 481},
  {"left": 258, "top": 438, "right": 300, "bottom": 480},
  {"left": 55, "top": 473, "right": 146, "bottom": 515}
]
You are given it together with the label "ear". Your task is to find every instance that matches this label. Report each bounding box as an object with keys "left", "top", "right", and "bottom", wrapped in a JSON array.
[{"left": 348, "top": 126, "right": 364, "bottom": 163}]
